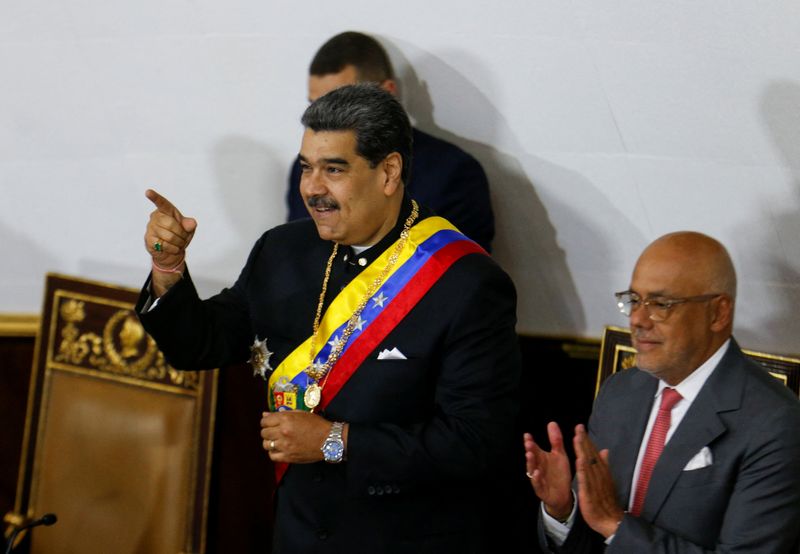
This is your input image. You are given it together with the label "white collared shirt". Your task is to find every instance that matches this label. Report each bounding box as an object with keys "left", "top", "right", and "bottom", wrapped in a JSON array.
[{"left": 627, "top": 338, "right": 730, "bottom": 508}]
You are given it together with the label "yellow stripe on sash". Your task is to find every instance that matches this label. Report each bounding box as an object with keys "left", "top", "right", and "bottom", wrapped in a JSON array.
[{"left": 268, "top": 216, "right": 458, "bottom": 393}]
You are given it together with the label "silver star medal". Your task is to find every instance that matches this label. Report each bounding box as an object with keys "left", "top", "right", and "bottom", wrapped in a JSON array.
[
  {"left": 328, "top": 335, "right": 343, "bottom": 349},
  {"left": 372, "top": 291, "right": 388, "bottom": 308},
  {"left": 354, "top": 315, "right": 367, "bottom": 332},
  {"left": 249, "top": 336, "right": 274, "bottom": 380}
]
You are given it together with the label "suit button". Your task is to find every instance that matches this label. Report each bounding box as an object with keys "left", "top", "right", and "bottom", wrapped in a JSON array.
[
  {"left": 376, "top": 486, "right": 384, "bottom": 496},
  {"left": 367, "top": 486, "right": 376, "bottom": 496},
  {"left": 393, "top": 484, "right": 401, "bottom": 494},
  {"left": 316, "top": 529, "right": 329, "bottom": 540},
  {"left": 384, "top": 484, "right": 393, "bottom": 495}
]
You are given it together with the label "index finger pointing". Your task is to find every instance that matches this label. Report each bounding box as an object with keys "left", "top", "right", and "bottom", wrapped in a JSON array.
[{"left": 146, "top": 188, "right": 183, "bottom": 219}]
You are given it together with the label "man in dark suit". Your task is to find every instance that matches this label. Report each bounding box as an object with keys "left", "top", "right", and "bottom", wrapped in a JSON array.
[
  {"left": 524, "top": 231, "right": 800, "bottom": 552},
  {"left": 138, "top": 84, "right": 520, "bottom": 553},
  {"left": 285, "top": 31, "right": 495, "bottom": 252}
]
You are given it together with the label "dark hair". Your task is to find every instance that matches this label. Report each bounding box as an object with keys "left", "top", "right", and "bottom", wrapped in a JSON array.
[
  {"left": 309, "top": 31, "right": 394, "bottom": 82},
  {"left": 301, "top": 84, "right": 412, "bottom": 184}
]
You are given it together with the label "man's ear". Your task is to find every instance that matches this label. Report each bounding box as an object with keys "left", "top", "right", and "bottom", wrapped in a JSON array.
[
  {"left": 710, "top": 294, "right": 734, "bottom": 332},
  {"left": 380, "top": 79, "right": 398, "bottom": 96},
  {"left": 382, "top": 152, "right": 403, "bottom": 196}
]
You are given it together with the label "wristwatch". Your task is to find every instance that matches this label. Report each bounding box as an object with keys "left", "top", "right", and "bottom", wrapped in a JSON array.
[{"left": 321, "top": 421, "right": 346, "bottom": 463}]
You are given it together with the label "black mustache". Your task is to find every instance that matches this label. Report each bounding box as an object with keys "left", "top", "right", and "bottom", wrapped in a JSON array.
[{"left": 307, "top": 196, "right": 340, "bottom": 210}]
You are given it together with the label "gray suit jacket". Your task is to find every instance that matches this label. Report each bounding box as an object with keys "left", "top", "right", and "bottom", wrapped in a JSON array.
[{"left": 542, "top": 339, "right": 800, "bottom": 553}]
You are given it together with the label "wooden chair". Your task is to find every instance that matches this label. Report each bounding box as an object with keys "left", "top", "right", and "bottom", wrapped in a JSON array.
[
  {"left": 4, "top": 274, "right": 218, "bottom": 553},
  {"left": 596, "top": 325, "right": 800, "bottom": 397}
]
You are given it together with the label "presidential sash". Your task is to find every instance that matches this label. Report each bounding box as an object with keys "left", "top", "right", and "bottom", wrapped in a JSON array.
[{"left": 268, "top": 216, "right": 486, "bottom": 481}]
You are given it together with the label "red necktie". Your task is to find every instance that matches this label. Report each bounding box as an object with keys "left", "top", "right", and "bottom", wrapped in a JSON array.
[{"left": 630, "top": 387, "right": 682, "bottom": 516}]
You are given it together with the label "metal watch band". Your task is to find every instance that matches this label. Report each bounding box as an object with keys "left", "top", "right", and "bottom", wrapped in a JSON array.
[
  {"left": 329, "top": 421, "right": 344, "bottom": 441},
  {"left": 321, "top": 421, "right": 346, "bottom": 463}
]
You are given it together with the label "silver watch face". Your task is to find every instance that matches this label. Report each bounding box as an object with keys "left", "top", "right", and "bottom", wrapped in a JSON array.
[{"left": 322, "top": 439, "right": 344, "bottom": 462}]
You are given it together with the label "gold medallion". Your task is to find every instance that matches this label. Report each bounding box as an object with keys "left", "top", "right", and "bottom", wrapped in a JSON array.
[{"left": 304, "top": 382, "right": 322, "bottom": 409}]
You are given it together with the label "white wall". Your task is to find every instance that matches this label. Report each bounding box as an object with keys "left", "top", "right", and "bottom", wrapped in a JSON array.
[{"left": 2, "top": 1, "right": 799, "bottom": 353}]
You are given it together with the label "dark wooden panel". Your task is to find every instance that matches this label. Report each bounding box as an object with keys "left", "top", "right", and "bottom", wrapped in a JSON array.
[
  {"left": 0, "top": 336, "right": 35, "bottom": 532},
  {"left": 518, "top": 335, "right": 599, "bottom": 460},
  {"left": 206, "top": 362, "right": 275, "bottom": 553},
  {"left": 513, "top": 335, "right": 600, "bottom": 552}
]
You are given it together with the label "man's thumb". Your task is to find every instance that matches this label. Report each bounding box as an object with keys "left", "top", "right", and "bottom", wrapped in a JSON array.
[{"left": 181, "top": 217, "right": 198, "bottom": 234}]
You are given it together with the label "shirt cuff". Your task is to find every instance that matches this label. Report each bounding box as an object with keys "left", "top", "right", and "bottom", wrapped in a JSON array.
[
  {"left": 139, "top": 278, "right": 161, "bottom": 313},
  {"left": 604, "top": 514, "right": 625, "bottom": 545},
  {"left": 146, "top": 296, "right": 161, "bottom": 312},
  {"left": 541, "top": 491, "right": 577, "bottom": 546}
]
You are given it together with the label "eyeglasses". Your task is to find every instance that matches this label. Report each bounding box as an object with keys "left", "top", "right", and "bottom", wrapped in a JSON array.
[{"left": 614, "top": 290, "right": 721, "bottom": 322}]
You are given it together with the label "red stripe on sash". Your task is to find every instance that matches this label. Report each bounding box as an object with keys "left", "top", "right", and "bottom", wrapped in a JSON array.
[
  {"left": 275, "top": 461, "right": 288, "bottom": 484},
  {"left": 320, "top": 239, "right": 485, "bottom": 409},
  {"left": 274, "top": 239, "right": 485, "bottom": 485}
]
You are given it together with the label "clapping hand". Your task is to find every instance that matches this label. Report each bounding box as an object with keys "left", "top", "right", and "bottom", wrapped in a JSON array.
[
  {"left": 524, "top": 422, "right": 574, "bottom": 521},
  {"left": 573, "top": 424, "right": 624, "bottom": 538}
]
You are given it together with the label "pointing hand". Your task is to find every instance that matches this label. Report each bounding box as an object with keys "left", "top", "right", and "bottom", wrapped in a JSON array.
[{"left": 144, "top": 189, "right": 197, "bottom": 296}]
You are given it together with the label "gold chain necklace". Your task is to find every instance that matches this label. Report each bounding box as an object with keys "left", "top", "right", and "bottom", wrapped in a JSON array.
[{"left": 304, "top": 200, "right": 419, "bottom": 410}]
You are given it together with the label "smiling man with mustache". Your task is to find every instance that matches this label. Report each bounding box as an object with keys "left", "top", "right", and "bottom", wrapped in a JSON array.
[{"left": 137, "top": 84, "right": 521, "bottom": 553}]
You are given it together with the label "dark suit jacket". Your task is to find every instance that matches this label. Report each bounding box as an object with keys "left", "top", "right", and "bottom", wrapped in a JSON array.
[
  {"left": 286, "top": 127, "right": 495, "bottom": 252},
  {"left": 542, "top": 340, "right": 800, "bottom": 553},
  {"left": 137, "top": 198, "right": 521, "bottom": 554}
]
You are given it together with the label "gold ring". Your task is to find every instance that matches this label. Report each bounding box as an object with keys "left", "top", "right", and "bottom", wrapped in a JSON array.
[{"left": 269, "top": 440, "right": 276, "bottom": 451}]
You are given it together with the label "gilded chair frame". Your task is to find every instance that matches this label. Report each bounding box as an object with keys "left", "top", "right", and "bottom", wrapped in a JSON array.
[{"left": 4, "top": 273, "right": 218, "bottom": 554}]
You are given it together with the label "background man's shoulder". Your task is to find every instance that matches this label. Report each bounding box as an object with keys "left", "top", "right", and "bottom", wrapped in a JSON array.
[{"left": 412, "top": 128, "right": 484, "bottom": 169}]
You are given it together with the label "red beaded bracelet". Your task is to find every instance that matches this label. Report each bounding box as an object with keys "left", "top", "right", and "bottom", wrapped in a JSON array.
[{"left": 152, "top": 258, "right": 185, "bottom": 274}]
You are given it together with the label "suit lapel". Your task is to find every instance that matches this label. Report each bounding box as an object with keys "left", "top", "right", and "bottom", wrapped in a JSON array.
[
  {"left": 610, "top": 372, "right": 659, "bottom": 507},
  {"left": 640, "top": 341, "right": 748, "bottom": 519},
  {"left": 640, "top": 396, "right": 726, "bottom": 518}
]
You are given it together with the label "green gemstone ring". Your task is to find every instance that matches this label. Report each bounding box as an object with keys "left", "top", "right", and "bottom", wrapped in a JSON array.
[{"left": 154, "top": 241, "right": 162, "bottom": 252}]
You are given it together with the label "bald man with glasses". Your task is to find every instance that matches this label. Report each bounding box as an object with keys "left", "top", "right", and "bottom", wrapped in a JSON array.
[{"left": 524, "top": 231, "right": 800, "bottom": 553}]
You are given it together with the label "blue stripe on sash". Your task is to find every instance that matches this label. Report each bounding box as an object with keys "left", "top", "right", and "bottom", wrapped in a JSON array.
[{"left": 289, "top": 229, "right": 470, "bottom": 390}]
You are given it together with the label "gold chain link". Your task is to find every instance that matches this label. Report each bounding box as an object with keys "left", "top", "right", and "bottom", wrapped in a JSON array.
[{"left": 305, "top": 200, "right": 419, "bottom": 383}]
